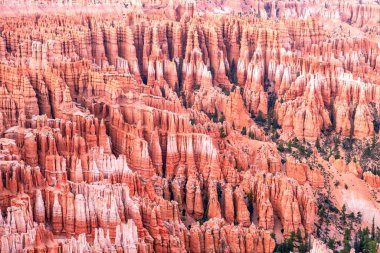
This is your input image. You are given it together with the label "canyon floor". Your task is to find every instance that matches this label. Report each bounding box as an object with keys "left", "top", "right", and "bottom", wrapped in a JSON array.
[{"left": 0, "top": 0, "right": 379, "bottom": 253}]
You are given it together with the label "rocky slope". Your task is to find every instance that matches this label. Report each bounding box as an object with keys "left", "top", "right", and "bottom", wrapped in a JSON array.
[{"left": 0, "top": 0, "right": 379, "bottom": 252}]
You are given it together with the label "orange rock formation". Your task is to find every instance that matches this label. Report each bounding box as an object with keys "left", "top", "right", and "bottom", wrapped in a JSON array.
[{"left": 0, "top": 0, "right": 379, "bottom": 252}]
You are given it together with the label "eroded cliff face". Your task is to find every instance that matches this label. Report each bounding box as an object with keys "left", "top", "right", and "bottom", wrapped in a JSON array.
[{"left": 0, "top": 0, "right": 379, "bottom": 252}]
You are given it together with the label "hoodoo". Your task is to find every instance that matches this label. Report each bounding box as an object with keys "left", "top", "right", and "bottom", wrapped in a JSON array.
[{"left": 0, "top": 0, "right": 379, "bottom": 252}]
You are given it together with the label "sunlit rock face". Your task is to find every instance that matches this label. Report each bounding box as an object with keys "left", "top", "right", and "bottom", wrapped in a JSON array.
[{"left": 0, "top": 0, "right": 379, "bottom": 252}]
